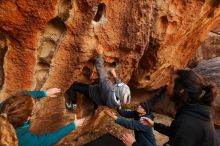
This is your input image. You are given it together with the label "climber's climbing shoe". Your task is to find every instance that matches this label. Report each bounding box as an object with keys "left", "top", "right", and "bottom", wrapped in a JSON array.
[{"left": 65, "top": 102, "right": 77, "bottom": 111}]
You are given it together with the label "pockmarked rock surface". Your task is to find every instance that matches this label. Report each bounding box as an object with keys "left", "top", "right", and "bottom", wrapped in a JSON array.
[
  {"left": 193, "top": 57, "right": 220, "bottom": 126},
  {"left": 189, "top": 24, "right": 220, "bottom": 67},
  {"left": 0, "top": 0, "right": 220, "bottom": 144}
]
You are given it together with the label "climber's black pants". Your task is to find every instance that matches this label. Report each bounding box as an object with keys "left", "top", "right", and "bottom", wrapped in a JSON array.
[
  {"left": 66, "top": 83, "right": 98, "bottom": 109},
  {"left": 67, "top": 83, "right": 90, "bottom": 103}
]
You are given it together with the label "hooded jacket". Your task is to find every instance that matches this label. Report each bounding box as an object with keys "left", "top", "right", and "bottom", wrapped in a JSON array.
[
  {"left": 154, "top": 104, "right": 220, "bottom": 146},
  {"left": 89, "top": 55, "right": 124, "bottom": 108}
]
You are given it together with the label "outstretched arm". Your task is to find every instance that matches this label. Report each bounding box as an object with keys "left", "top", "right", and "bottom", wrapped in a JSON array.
[
  {"left": 23, "top": 122, "right": 76, "bottom": 146},
  {"left": 95, "top": 54, "right": 108, "bottom": 82},
  {"left": 18, "top": 88, "right": 61, "bottom": 99},
  {"left": 23, "top": 116, "right": 85, "bottom": 146},
  {"left": 109, "top": 68, "right": 121, "bottom": 84},
  {"left": 140, "top": 117, "right": 171, "bottom": 136},
  {"left": 18, "top": 91, "right": 47, "bottom": 99},
  {"left": 37, "top": 123, "right": 76, "bottom": 146},
  {"left": 117, "top": 108, "right": 138, "bottom": 118},
  {"left": 95, "top": 55, "right": 120, "bottom": 108},
  {"left": 154, "top": 123, "right": 171, "bottom": 137},
  {"left": 105, "top": 111, "right": 150, "bottom": 131},
  {"left": 116, "top": 117, "right": 151, "bottom": 132}
]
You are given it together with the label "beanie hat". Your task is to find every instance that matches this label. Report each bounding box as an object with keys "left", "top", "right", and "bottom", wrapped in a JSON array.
[
  {"left": 140, "top": 101, "right": 152, "bottom": 114},
  {"left": 114, "top": 83, "right": 131, "bottom": 104}
]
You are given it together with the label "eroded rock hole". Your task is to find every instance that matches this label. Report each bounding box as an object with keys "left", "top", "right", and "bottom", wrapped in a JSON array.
[
  {"left": 82, "top": 66, "right": 92, "bottom": 79},
  {"left": 145, "top": 75, "right": 150, "bottom": 80},
  {"left": 39, "top": 17, "right": 67, "bottom": 63},
  {"left": 35, "top": 62, "right": 50, "bottom": 90},
  {"left": 139, "top": 37, "right": 160, "bottom": 71},
  {"left": 82, "top": 60, "right": 96, "bottom": 80},
  {"left": 208, "top": 10, "right": 215, "bottom": 18},
  {"left": 159, "top": 16, "right": 168, "bottom": 33},
  {"left": 209, "top": 0, "right": 220, "bottom": 8},
  {"left": 46, "top": 17, "right": 67, "bottom": 41},
  {"left": 38, "top": 40, "right": 56, "bottom": 64},
  {"left": 119, "top": 44, "right": 132, "bottom": 53},
  {"left": 58, "top": 0, "right": 72, "bottom": 21},
  {"left": 93, "top": 3, "right": 106, "bottom": 22},
  {"left": 35, "top": 17, "right": 67, "bottom": 89},
  {"left": 108, "top": 59, "right": 120, "bottom": 68},
  {"left": 64, "top": 88, "right": 94, "bottom": 117},
  {"left": 0, "top": 32, "right": 7, "bottom": 89}
]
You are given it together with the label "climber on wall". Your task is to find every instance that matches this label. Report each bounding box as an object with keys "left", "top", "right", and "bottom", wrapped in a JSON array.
[
  {"left": 65, "top": 45, "right": 131, "bottom": 111},
  {"left": 105, "top": 100, "right": 157, "bottom": 146},
  {"left": 0, "top": 88, "right": 85, "bottom": 146}
]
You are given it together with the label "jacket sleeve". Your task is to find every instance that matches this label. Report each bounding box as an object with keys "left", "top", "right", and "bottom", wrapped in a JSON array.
[
  {"left": 169, "top": 124, "right": 197, "bottom": 146},
  {"left": 132, "top": 142, "right": 141, "bottom": 146},
  {"left": 115, "top": 117, "right": 151, "bottom": 132},
  {"left": 169, "top": 118, "right": 199, "bottom": 146},
  {"left": 154, "top": 123, "right": 171, "bottom": 137},
  {"left": 28, "top": 122, "right": 76, "bottom": 146},
  {"left": 117, "top": 108, "right": 139, "bottom": 118},
  {"left": 17, "top": 91, "right": 47, "bottom": 99},
  {"left": 95, "top": 54, "right": 108, "bottom": 82}
]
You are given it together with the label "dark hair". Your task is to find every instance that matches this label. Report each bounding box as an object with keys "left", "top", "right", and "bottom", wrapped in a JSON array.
[
  {"left": 149, "top": 85, "right": 167, "bottom": 105},
  {"left": 171, "top": 69, "right": 217, "bottom": 108},
  {"left": 140, "top": 100, "right": 152, "bottom": 114}
]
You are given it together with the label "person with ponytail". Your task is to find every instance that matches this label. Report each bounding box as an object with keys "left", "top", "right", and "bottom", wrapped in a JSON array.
[
  {"left": 0, "top": 88, "right": 85, "bottom": 146},
  {"left": 140, "top": 69, "right": 219, "bottom": 146},
  {"left": 0, "top": 115, "right": 18, "bottom": 146}
]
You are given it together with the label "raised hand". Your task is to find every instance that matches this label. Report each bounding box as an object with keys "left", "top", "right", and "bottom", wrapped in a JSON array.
[
  {"left": 109, "top": 68, "right": 117, "bottom": 78},
  {"left": 140, "top": 117, "right": 154, "bottom": 127},
  {"left": 96, "top": 44, "right": 104, "bottom": 55},
  {"left": 104, "top": 110, "right": 117, "bottom": 120},
  {"left": 121, "top": 133, "right": 136, "bottom": 146},
  {"left": 46, "top": 88, "right": 61, "bottom": 97},
  {"left": 74, "top": 114, "right": 85, "bottom": 127}
]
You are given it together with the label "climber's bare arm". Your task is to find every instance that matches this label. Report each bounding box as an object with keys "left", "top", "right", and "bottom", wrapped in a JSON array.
[{"left": 110, "top": 68, "right": 117, "bottom": 78}]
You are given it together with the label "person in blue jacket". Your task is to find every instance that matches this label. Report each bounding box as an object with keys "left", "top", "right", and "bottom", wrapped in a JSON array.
[
  {"left": 105, "top": 100, "right": 157, "bottom": 146},
  {"left": 0, "top": 88, "right": 85, "bottom": 146}
]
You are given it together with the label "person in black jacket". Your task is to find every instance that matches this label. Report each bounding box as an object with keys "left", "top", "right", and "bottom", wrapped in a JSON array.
[
  {"left": 105, "top": 100, "right": 157, "bottom": 146},
  {"left": 141, "top": 69, "right": 220, "bottom": 146}
]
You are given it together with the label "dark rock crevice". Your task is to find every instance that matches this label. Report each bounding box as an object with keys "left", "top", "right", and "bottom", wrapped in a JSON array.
[
  {"left": 0, "top": 32, "right": 7, "bottom": 90},
  {"left": 130, "top": 36, "right": 160, "bottom": 88}
]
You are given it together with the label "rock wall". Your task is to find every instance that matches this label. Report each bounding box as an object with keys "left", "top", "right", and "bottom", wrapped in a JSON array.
[
  {"left": 198, "top": 26, "right": 220, "bottom": 59},
  {"left": 193, "top": 57, "right": 220, "bottom": 126},
  {"left": 189, "top": 24, "right": 220, "bottom": 67},
  {"left": 0, "top": 0, "right": 220, "bottom": 144}
]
